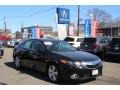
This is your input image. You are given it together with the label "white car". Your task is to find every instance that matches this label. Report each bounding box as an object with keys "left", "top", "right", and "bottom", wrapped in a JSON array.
[
  {"left": 7, "top": 40, "right": 16, "bottom": 47},
  {"left": 64, "top": 36, "right": 84, "bottom": 49}
]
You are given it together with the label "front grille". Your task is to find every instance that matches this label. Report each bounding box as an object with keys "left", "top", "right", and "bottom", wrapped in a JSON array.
[
  {"left": 86, "top": 63, "right": 99, "bottom": 68},
  {"left": 82, "top": 60, "right": 100, "bottom": 69}
]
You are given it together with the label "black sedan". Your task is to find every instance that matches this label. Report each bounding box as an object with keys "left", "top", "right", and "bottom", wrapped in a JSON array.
[{"left": 13, "top": 39, "right": 102, "bottom": 83}]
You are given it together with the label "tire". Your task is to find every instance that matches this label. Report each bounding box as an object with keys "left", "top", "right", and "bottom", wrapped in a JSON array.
[
  {"left": 14, "top": 56, "right": 21, "bottom": 69},
  {"left": 2, "top": 50, "right": 4, "bottom": 56},
  {"left": 47, "top": 64, "right": 60, "bottom": 83}
]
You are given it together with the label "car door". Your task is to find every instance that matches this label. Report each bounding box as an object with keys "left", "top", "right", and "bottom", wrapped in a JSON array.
[
  {"left": 31, "top": 40, "right": 47, "bottom": 72},
  {"left": 20, "top": 39, "right": 34, "bottom": 68}
]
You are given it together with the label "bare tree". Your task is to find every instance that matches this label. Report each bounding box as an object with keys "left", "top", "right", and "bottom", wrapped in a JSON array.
[{"left": 88, "top": 8, "right": 112, "bottom": 28}]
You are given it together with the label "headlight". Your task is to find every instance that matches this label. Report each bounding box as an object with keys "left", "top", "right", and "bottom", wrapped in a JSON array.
[
  {"left": 60, "top": 59, "right": 82, "bottom": 68},
  {"left": 74, "top": 62, "right": 82, "bottom": 68},
  {"left": 98, "top": 59, "right": 102, "bottom": 65},
  {"left": 98, "top": 59, "right": 102, "bottom": 63}
]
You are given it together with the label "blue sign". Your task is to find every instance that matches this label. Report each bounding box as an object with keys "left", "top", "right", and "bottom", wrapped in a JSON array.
[
  {"left": 84, "top": 19, "right": 91, "bottom": 37},
  {"left": 57, "top": 8, "right": 70, "bottom": 24}
]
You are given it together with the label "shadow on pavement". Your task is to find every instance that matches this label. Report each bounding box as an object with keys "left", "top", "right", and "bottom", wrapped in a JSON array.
[
  {"left": 4, "top": 61, "right": 96, "bottom": 85},
  {"left": 58, "top": 78, "right": 96, "bottom": 85},
  {"left": 0, "top": 82, "right": 7, "bottom": 85}
]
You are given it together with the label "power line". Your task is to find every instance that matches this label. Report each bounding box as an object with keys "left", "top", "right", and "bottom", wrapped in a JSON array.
[{"left": 0, "top": 6, "right": 63, "bottom": 20}]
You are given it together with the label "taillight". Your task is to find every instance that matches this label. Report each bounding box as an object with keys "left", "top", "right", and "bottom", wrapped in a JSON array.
[{"left": 92, "top": 44, "right": 99, "bottom": 50}]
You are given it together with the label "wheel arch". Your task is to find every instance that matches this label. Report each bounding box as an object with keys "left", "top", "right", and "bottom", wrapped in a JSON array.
[{"left": 46, "top": 61, "right": 60, "bottom": 74}]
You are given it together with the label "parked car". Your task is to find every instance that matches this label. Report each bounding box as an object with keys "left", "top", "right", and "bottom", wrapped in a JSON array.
[
  {"left": 0, "top": 40, "right": 7, "bottom": 46},
  {"left": 7, "top": 39, "right": 24, "bottom": 48},
  {"left": 0, "top": 43, "right": 4, "bottom": 56},
  {"left": 13, "top": 39, "right": 102, "bottom": 82},
  {"left": 80, "top": 37, "right": 110, "bottom": 56},
  {"left": 64, "top": 36, "right": 84, "bottom": 49},
  {"left": 105, "top": 37, "right": 120, "bottom": 59},
  {"left": 7, "top": 39, "right": 16, "bottom": 47}
]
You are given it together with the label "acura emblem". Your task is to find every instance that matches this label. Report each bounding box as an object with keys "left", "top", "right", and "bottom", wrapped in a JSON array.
[{"left": 61, "top": 10, "right": 68, "bottom": 18}]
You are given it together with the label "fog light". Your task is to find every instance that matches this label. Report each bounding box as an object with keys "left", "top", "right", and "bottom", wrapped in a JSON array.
[{"left": 70, "top": 74, "right": 79, "bottom": 79}]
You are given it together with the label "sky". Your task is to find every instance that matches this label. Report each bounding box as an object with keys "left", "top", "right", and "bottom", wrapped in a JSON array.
[{"left": 0, "top": 5, "right": 120, "bottom": 33}]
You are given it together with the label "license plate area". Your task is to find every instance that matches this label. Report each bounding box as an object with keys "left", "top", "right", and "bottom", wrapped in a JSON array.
[
  {"left": 114, "top": 47, "right": 119, "bottom": 50},
  {"left": 92, "top": 69, "right": 98, "bottom": 75},
  {"left": 85, "top": 45, "right": 88, "bottom": 47}
]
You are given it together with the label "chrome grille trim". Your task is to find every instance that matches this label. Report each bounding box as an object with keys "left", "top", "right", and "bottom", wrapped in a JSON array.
[{"left": 82, "top": 60, "right": 100, "bottom": 69}]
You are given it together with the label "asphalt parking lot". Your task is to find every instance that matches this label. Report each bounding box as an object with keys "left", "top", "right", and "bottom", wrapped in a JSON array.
[{"left": 0, "top": 48, "right": 120, "bottom": 85}]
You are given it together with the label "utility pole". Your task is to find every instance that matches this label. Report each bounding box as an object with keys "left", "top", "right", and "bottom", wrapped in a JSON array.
[
  {"left": 110, "top": 21, "right": 112, "bottom": 37},
  {"left": 77, "top": 5, "right": 80, "bottom": 36},
  {"left": 21, "top": 21, "right": 24, "bottom": 28},
  {"left": 21, "top": 21, "right": 24, "bottom": 39},
  {"left": 118, "top": 23, "right": 120, "bottom": 37},
  {"left": 4, "top": 16, "right": 7, "bottom": 35}
]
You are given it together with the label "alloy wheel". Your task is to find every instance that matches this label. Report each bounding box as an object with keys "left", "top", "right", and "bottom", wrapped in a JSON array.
[
  {"left": 15, "top": 56, "right": 21, "bottom": 68},
  {"left": 48, "top": 65, "right": 59, "bottom": 82}
]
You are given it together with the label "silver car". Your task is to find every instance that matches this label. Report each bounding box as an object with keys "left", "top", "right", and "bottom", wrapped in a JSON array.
[{"left": 80, "top": 37, "right": 110, "bottom": 55}]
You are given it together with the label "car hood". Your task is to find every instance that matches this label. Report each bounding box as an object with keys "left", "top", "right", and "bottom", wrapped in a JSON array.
[{"left": 49, "top": 51, "right": 100, "bottom": 62}]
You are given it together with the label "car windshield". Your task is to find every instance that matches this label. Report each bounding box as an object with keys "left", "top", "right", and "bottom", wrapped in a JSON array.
[
  {"left": 83, "top": 38, "right": 97, "bottom": 43},
  {"left": 43, "top": 41, "right": 77, "bottom": 52}
]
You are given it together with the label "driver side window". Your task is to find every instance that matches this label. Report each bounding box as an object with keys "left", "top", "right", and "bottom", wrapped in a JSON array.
[{"left": 32, "top": 40, "right": 45, "bottom": 52}]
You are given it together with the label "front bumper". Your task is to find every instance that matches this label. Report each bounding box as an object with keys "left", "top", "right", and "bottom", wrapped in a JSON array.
[{"left": 60, "top": 64, "right": 102, "bottom": 81}]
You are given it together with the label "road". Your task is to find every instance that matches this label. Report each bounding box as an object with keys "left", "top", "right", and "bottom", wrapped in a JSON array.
[{"left": 0, "top": 48, "right": 120, "bottom": 85}]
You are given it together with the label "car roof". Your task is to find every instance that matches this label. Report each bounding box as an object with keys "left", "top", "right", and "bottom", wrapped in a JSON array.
[
  {"left": 26, "top": 38, "right": 63, "bottom": 42},
  {"left": 84, "top": 37, "right": 110, "bottom": 39},
  {"left": 65, "top": 36, "right": 84, "bottom": 38}
]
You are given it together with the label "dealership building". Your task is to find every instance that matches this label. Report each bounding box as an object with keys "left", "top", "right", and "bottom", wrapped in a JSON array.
[
  {"left": 21, "top": 25, "right": 53, "bottom": 39},
  {"left": 97, "top": 24, "right": 120, "bottom": 37}
]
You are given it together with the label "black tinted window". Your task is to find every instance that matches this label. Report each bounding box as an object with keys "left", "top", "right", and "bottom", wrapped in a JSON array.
[
  {"left": 77, "top": 38, "right": 83, "bottom": 42},
  {"left": 83, "top": 38, "right": 97, "bottom": 43},
  {"left": 44, "top": 41, "right": 76, "bottom": 52},
  {"left": 104, "top": 39, "right": 109, "bottom": 43},
  {"left": 111, "top": 38, "right": 120, "bottom": 44},
  {"left": 64, "top": 37, "right": 74, "bottom": 42},
  {"left": 32, "top": 40, "right": 45, "bottom": 52},
  {"left": 20, "top": 40, "right": 32, "bottom": 49},
  {"left": 15, "top": 42, "right": 19, "bottom": 45},
  {"left": 100, "top": 39, "right": 105, "bottom": 43}
]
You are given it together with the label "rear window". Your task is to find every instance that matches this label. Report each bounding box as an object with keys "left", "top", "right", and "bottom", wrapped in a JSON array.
[
  {"left": 64, "top": 37, "right": 75, "bottom": 42},
  {"left": 111, "top": 38, "right": 120, "bottom": 44},
  {"left": 83, "top": 38, "right": 97, "bottom": 43},
  {"left": 77, "top": 38, "right": 83, "bottom": 42}
]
